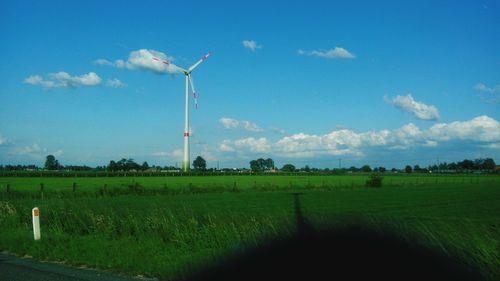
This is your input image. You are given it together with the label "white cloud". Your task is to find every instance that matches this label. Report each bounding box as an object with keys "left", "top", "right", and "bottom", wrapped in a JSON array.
[
  {"left": 298, "top": 47, "right": 355, "bottom": 59},
  {"left": 24, "top": 72, "right": 102, "bottom": 89},
  {"left": 385, "top": 94, "right": 440, "bottom": 121},
  {"left": 219, "top": 141, "right": 236, "bottom": 152},
  {"left": 427, "top": 115, "right": 500, "bottom": 142},
  {"left": 219, "top": 117, "right": 263, "bottom": 132},
  {"left": 106, "top": 78, "right": 126, "bottom": 88},
  {"left": 221, "top": 137, "right": 271, "bottom": 154},
  {"left": 475, "top": 83, "right": 500, "bottom": 93},
  {"left": 475, "top": 83, "right": 500, "bottom": 104},
  {"left": 95, "top": 59, "right": 114, "bottom": 66},
  {"left": 219, "top": 117, "right": 239, "bottom": 129},
  {"left": 95, "top": 49, "right": 181, "bottom": 74},
  {"left": 218, "top": 116, "right": 500, "bottom": 158},
  {"left": 242, "top": 40, "right": 262, "bottom": 51}
]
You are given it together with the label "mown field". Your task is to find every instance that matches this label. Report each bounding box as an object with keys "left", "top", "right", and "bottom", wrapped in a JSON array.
[{"left": 1, "top": 175, "right": 499, "bottom": 280}]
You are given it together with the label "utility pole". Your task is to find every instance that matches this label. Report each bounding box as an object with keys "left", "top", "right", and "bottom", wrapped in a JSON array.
[{"left": 338, "top": 158, "right": 342, "bottom": 169}]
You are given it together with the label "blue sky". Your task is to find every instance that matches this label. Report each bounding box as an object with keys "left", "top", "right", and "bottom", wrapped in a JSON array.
[{"left": 1, "top": 0, "right": 499, "bottom": 169}]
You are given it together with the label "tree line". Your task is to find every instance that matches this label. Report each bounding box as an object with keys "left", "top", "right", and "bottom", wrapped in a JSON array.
[{"left": 0, "top": 155, "right": 497, "bottom": 174}]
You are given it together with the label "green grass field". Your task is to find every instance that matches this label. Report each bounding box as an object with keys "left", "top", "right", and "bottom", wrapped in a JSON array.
[
  {"left": 0, "top": 173, "right": 496, "bottom": 192},
  {"left": 1, "top": 175, "right": 499, "bottom": 280}
]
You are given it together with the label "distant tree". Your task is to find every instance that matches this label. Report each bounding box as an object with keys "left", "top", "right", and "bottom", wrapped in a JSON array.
[
  {"left": 250, "top": 160, "right": 260, "bottom": 172},
  {"left": 483, "top": 158, "right": 496, "bottom": 170},
  {"left": 348, "top": 166, "right": 359, "bottom": 172},
  {"left": 249, "top": 158, "right": 274, "bottom": 172},
  {"left": 304, "top": 165, "right": 311, "bottom": 172},
  {"left": 458, "top": 159, "right": 474, "bottom": 171},
  {"left": 108, "top": 160, "right": 117, "bottom": 171},
  {"left": 361, "top": 165, "right": 372, "bottom": 173},
  {"left": 430, "top": 164, "right": 438, "bottom": 172},
  {"left": 405, "top": 165, "right": 412, "bottom": 173},
  {"left": 438, "top": 162, "right": 447, "bottom": 172},
  {"left": 281, "top": 164, "right": 296, "bottom": 172},
  {"left": 414, "top": 165, "right": 421, "bottom": 173},
  {"left": 44, "top": 155, "right": 60, "bottom": 170},
  {"left": 265, "top": 158, "right": 275, "bottom": 170},
  {"left": 123, "top": 159, "right": 139, "bottom": 171},
  {"left": 141, "top": 161, "right": 150, "bottom": 171},
  {"left": 378, "top": 167, "right": 386, "bottom": 173},
  {"left": 193, "top": 156, "right": 207, "bottom": 171},
  {"left": 448, "top": 162, "right": 458, "bottom": 171}
]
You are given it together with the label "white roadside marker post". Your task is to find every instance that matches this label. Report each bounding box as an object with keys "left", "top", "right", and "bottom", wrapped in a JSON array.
[{"left": 32, "top": 207, "right": 41, "bottom": 240}]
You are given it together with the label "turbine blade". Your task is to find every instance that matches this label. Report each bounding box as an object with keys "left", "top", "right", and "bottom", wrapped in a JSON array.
[
  {"left": 153, "top": 57, "right": 188, "bottom": 73},
  {"left": 188, "top": 75, "right": 198, "bottom": 109},
  {"left": 152, "top": 57, "right": 170, "bottom": 65},
  {"left": 188, "top": 52, "right": 211, "bottom": 72}
]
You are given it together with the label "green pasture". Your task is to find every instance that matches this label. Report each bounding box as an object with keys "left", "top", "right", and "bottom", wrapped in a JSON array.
[
  {"left": 0, "top": 175, "right": 499, "bottom": 280},
  {"left": 0, "top": 174, "right": 496, "bottom": 192}
]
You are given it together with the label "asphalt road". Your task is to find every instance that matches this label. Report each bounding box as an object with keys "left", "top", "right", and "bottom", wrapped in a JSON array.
[{"left": 0, "top": 254, "right": 152, "bottom": 281}]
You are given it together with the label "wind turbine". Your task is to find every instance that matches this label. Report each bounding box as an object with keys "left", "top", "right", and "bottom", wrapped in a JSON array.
[{"left": 152, "top": 52, "right": 211, "bottom": 172}]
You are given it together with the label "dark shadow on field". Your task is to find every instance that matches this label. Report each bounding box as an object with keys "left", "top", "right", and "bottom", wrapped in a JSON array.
[
  {"left": 181, "top": 194, "right": 482, "bottom": 281},
  {"left": 182, "top": 225, "right": 482, "bottom": 281}
]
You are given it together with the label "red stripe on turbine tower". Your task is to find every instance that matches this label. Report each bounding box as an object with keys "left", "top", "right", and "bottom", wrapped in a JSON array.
[{"left": 184, "top": 132, "right": 189, "bottom": 137}]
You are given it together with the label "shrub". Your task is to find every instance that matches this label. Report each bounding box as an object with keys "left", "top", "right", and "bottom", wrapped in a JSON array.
[{"left": 366, "top": 174, "right": 383, "bottom": 188}]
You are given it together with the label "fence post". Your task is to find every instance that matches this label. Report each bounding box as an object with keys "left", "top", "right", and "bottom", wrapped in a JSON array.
[
  {"left": 40, "top": 183, "right": 44, "bottom": 200},
  {"left": 6, "top": 184, "right": 10, "bottom": 193},
  {"left": 73, "top": 182, "right": 77, "bottom": 193}
]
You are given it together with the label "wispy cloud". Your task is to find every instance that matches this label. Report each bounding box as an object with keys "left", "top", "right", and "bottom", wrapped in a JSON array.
[
  {"left": 153, "top": 149, "right": 183, "bottom": 159},
  {"left": 475, "top": 83, "right": 500, "bottom": 104},
  {"left": 385, "top": 94, "right": 440, "bottom": 121},
  {"left": 219, "top": 117, "right": 263, "bottom": 132},
  {"left": 242, "top": 40, "right": 262, "bottom": 51},
  {"left": 475, "top": 83, "right": 500, "bottom": 93},
  {"left": 24, "top": 72, "right": 102, "bottom": 89},
  {"left": 9, "top": 143, "right": 45, "bottom": 155},
  {"left": 0, "top": 133, "right": 12, "bottom": 145},
  {"left": 269, "top": 127, "right": 286, "bottom": 134},
  {"left": 219, "top": 115, "right": 500, "bottom": 158},
  {"left": 106, "top": 78, "right": 126, "bottom": 88},
  {"left": 95, "top": 49, "right": 181, "bottom": 74},
  {"left": 298, "top": 47, "right": 355, "bottom": 59},
  {"left": 7, "top": 142, "right": 64, "bottom": 158}
]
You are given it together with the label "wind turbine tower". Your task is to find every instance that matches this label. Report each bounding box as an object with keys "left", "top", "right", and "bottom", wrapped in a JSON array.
[{"left": 153, "top": 52, "right": 211, "bottom": 172}]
